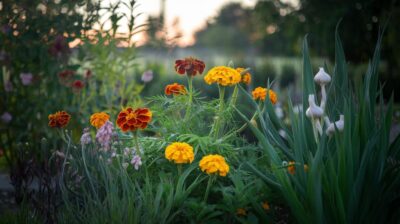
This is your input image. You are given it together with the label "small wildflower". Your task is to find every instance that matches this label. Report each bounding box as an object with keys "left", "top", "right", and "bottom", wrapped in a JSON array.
[
  {"left": 130, "top": 155, "right": 142, "bottom": 170},
  {"left": 96, "top": 121, "right": 114, "bottom": 149},
  {"left": 287, "top": 161, "right": 296, "bottom": 174},
  {"left": 1, "top": 112, "right": 12, "bottom": 123},
  {"left": 20, "top": 73, "right": 33, "bottom": 85},
  {"left": 48, "top": 111, "right": 71, "bottom": 128},
  {"left": 80, "top": 128, "right": 92, "bottom": 145},
  {"left": 141, "top": 70, "right": 153, "bottom": 83},
  {"left": 175, "top": 57, "right": 205, "bottom": 76}
]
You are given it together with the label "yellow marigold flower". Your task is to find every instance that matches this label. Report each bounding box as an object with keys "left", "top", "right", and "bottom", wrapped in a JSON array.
[
  {"left": 236, "top": 67, "right": 251, "bottom": 85},
  {"left": 199, "top": 154, "right": 229, "bottom": 176},
  {"left": 262, "top": 201, "right": 270, "bottom": 211},
  {"left": 90, "top": 112, "right": 110, "bottom": 129},
  {"left": 165, "top": 142, "right": 194, "bottom": 164},
  {"left": 252, "top": 87, "right": 277, "bottom": 104},
  {"left": 204, "top": 66, "right": 241, "bottom": 86},
  {"left": 236, "top": 208, "right": 247, "bottom": 216}
]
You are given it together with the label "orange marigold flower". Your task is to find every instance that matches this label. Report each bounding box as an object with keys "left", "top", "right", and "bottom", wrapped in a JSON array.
[
  {"left": 262, "top": 201, "right": 270, "bottom": 211},
  {"left": 236, "top": 67, "right": 251, "bottom": 85},
  {"left": 165, "top": 83, "right": 187, "bottom": 95},
  {"left": 199, "top": 154, "right": 230, "bottom": 176},
  {"left": 175, "top": 57, "right": 205, "bottom": 76},
  {"left": 48, "top": 111, "right": 71, "bottom": 128},
  {"left": 116, "top": 107, "right": 152, "bottom": 132},
  {"left": 165, "top": 142, "right": 194, "bottom": 164},
  {"left": 204, "top": 66, "right": 241, "bottom": 86},
  {"left": 287, "top": 161, "right": 296, "bottom": 174},
  {"left": 236, "top": 208, "right": 247, "bottom": 216},
  {"left": 252, "top": 87, "right": 277, "bottom": 104},
  {"left": 90, "top": 112, "right": 110, "bottom": 129}
]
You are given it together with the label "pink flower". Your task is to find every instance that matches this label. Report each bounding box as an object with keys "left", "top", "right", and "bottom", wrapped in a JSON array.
[
  {"left": 20, "top": 73, "right": 33, "bottom": 86},
  {"left": 96, "top": 121, "right": 114, "bottom": 150},
  {"left": 80, "top": 128, "right": 92, "bottom": 145},
  {"left": 141, "top": 70, "right": 153, "bottom": 83},
  {"left": 130, "top": 155, "right": 142, "bottom": 170},
  {"left": 1, "top": 112, "right": 12, "bottom": 123}
]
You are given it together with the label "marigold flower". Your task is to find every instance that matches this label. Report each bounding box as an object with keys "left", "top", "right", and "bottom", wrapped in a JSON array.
[
  {"left": 72, "top": 80, "right": 85, "bottom": 92},
  {"left": 175, "top": 57, "right": 205, "bottom": 76},
  {"left": 90, "top": 112, "right": 110, "bottom": 129},
  {"left": 165, "top": 83, "right": 187, "bottom": 95},
  {"left": 199, "top": 154, "right": 229, "bottom": 176},
  {"left": 287, "top": 161, "right": 308, "bottom": 174},
  {"left": 48, "top": 111, "right": 71, "bottom": 128},
  {"left": 204, "top": 66, "right": 241, "bottom": 86},
  {"left": 262, "top": 201, "right": 270, "bottom": 211},
  {"left": 116, "top": 107, "right": 152, "bottom": 132},
  {"left": 165, "top": 142, "right": 194, "bottom": 164},
  {"left": 236, "top": 67, "right": 251, "bottom": 85},
  {"left": 252, "top": 87, "right": 277, "bottom": 104},
  {"left": 236, "top": 208, "right": 247, "bottom": 216}
]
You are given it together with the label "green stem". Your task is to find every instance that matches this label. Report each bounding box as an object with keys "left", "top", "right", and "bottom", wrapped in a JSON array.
[
  {"left": 177, "top": 164, "right": 182, "bottom": 176},
  {"left": 185, "top": 75, "right": 194, "bottom": 120},
  {"left": 229, "top": 84, "right": 239, "bottom": 108},
  {"left": 213, "top": 86, "right": 225, "bottom": 139},
  {"left": 133, "top": 131, "right": 141, "bottom": 157},
  {"left": 203, "top": 175, "right": 216, "bottom": 203}
]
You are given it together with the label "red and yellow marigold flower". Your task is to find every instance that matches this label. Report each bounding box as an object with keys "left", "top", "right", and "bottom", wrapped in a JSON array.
[
  {"left": 252, "top": 87, "right": 277, "bottom": 104},
  {"left": 199, "top": 154, "right": 230, "bottom": 176},
  {"left": 165, "top": 83, "right": 187, "bottom": 95},
  {"left": 116, "top": 107, "right": 152, "bottom": 132},
  {"left": 90, "top": 112, "right": 110, "bottom": 129},
  {"left": 165, "top": 142, "right": 194, "bottom": 164},
  {"left": 48, "top": 111, "right": 71, "bottom": 128},
  {"left": 204, "top": 66, "right": 241, "bottom": 86},
  {"left": 236, "top": 67, "right": 251, "bottom": 85},
  {"left": 175, "top": 57, "right": 205, "bottom": 76}
]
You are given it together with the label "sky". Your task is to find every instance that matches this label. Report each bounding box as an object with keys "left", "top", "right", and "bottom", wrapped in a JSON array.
[{"left": 104, "top": 0, "right": 258, "bottom": 46}]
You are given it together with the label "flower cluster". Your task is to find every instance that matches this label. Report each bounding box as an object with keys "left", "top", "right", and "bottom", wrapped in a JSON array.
[
  {"left": 80, "top": 127, "right": 92, "bottom": 145},
  {"left": 199, "top": 154, "right": 230, "bottom": 176},
  {"left": 90, "top": 112, "right": 110, "bottom": 129},
  {"left": 175, "top": 57, "right": 205, "bottom": 76},
  {"left": 116, "top": 107, "right": 152, "bottom": 132},
  {"left": 165, "top": 142, "right": 194, "bottom": 164},
  {"left": 48, "top": 111, "right": 71, "bottom": 128},
  {"left": 252, "top": 87, "right": 277, "bottom": 104},
  {"left": 96, "top": 121, "right": 114, "bottom": 149},
  {"left": 165, "top": 83, "right": 187, "bottom": 96},
  {"left": 204, "top": 66, "right": 241, "bottom": 86},
  {"left": 236, "top": 67, "right": 251, "bottom": 85}
]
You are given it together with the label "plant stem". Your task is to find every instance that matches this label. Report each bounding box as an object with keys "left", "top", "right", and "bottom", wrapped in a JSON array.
[
  {"left": 185, "top": 75, "right": 194, "bottom": 120},
  {"left": 203, "top": 175, "right": 215, "bottom": 203},
  {"left": 230, "top": 84, "right": 239, "bottom": 107},
  {"left": 213, "top": 86, "right": 225, "bottom": 139},
  {"left": 133, "top": 131, "right": 141, "bottom": 157},
  {"left": 177, "top": 164, "right": 182, "bottom": 176}
]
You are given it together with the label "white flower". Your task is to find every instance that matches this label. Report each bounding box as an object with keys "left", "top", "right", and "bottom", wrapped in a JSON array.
[
  {"left": 306, "top": 94, "right": 323, "bottom": 118},
  {"left": 314, "top": 67, "right": 331, "bottom": 85},
  {"left": 20, "top": 72, "right": 33, "bottom": 85},
  {"left": 326, "top": 115, "right": 344, "bottom": 136},
  {"left": 141, "top": 70, "right": 153, "bottom": 83}
]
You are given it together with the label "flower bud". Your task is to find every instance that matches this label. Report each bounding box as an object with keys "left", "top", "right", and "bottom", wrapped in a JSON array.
[
  {"left": 314, "top": 67, "right": 331, "bottom": 85},
  {"left": 306, "top": 94, "right": 323, "bottom": 118},
  {"left": 326, "top": 115, "right": 344, "bottom": 135}
]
